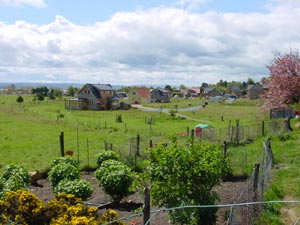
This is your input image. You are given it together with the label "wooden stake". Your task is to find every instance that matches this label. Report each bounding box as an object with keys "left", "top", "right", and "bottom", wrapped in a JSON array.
[{"left": 59, "top": 132, "right": 64, "bottom": 157}]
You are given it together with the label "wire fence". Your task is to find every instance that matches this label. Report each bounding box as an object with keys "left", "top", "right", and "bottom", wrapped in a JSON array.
[
  {"left": 197, "top": 119, "right": 287, "bottom": 144},
  {"left": 227, "top": 138, "right": 274, "bottom": 225}
]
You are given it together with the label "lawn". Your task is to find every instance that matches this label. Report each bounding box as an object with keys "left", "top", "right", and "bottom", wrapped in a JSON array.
[
  {"left": 181, "top": 98, "right": 269, "bottom": 128},
  {"left": 143, "top": 97, "right": 204, "bottom": 109},
  {"left": 0, "top": 95, "right": 197, "bottom": 171}
]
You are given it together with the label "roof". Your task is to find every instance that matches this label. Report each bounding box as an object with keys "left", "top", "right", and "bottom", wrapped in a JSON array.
[
  {"left": 203, "top": 87, "right": 217, "bottom": 93},
  {"left": 231, "top": 86, "right": 241, "bottom": 91},
  {"left": 89, "top": 84, "right": 113, "bottom": 91},
  {"left": 79, "top": 83, "right": 114, "bottom": 98},
  {"left": 133, "top": 88, "right": 150, "bottom": 99},
  {"left": 190, "top": 88, "right": 201, "bottom": 93},
  {"left": 195, "top": 124, "right": 211, "bottom": 129}
]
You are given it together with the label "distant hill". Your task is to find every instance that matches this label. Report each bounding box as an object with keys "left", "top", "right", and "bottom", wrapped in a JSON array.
[{"left": 0, "top": 83, "right": 124, "bottom": 90}]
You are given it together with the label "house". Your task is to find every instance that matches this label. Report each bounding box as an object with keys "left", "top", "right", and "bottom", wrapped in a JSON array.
[
  {"left": 150, "top": 89, "right": 170, "bottom": 103},
  {"left": 180, "top": 88, "right": 200, "bottom": 98},
  {"left": 203, "top": 88, "right": 222, "bottom": 97},
  {"left": 227, "top": 86, "right": 242, "bottom": 97},
  {"left": 247, "top": 84, "right": 264, "bottom": 99},
  {"left": 65, "top": 84, "right": 115, "bottom": 110},
  {"left": 128, "top": 87, "right": 150, "bottom": 104},
  {"left": 190, "top": 88, "right": 201, "bottom": 97}
]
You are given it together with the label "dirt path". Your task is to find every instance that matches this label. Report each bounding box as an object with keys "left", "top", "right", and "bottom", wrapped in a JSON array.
[{"left": 132, "top": 104, "right": 212, "bottom": 124}]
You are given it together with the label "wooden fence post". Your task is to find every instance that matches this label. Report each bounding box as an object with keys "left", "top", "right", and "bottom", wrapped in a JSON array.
[
  {"left": 253, "top": 163, "right": 260, "bottom": 194},
  {"left": 261, "top": 121, "right": 265, "bottom": 136},
  {"left": 223, "top": 141, "right": 227, "bottom": 158},
  {"left": 284, "top": 116, "right": 293, "bottom": 132},
  {"left": 59, "top": 132, "right": 64, "bottom": 157},
  {"left": 253, "top": 163, "right": 260, "bottom": 219},
  {"left": 149, "top": 139, "right": 153, "bottom": 148},
  {"left": 191, "top": 129, "right": 194, "bottom": 146},
  {"left": 143, "top": 187, "right": 151, "bottom": 225},
  {"left": 87, "top": 139, "right": 90, "bottom": 173},
  {"left": 187, "top": 127, "right": 190, "bottom": 136},
  {"left": 76, "top": 127, "right": 79, "bottom": 163},
  {"left": 136, "top": 134, "right": 140, "bottom": 156},
  {"left": 235, "top": 120, "right": 240, "bottom": 144}
]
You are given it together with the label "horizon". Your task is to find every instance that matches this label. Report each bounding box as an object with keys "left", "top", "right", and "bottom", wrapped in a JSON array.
[{"left": 1, "top": 0, "right": 300, "bottom": 85}]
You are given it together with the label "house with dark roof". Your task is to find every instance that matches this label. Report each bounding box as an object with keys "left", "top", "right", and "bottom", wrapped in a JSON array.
[
  {"left": 247, "top": 84, "right": 264, "bottom": 99},
  {"left": 65, "top": 84, "right": 115, "bottom": 110},
  {"left": 203, "top": 87, "right": 222, "bottom": 97},
  {"left": 150, "top": 89, "right": 170, "bottom": 103}
]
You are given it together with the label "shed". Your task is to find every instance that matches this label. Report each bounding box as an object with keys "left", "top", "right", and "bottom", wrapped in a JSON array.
[{"left": 194, "top": 124, "right": 211, "bottom": 136}]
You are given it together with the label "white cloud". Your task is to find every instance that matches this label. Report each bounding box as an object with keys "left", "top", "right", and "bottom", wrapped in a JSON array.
[
  {"left": 0, "top": 0, "right": 46, "bottom": 8},
  {"left": 178, "top": 0, "right": 210, "bottom": 10},
  {"left": 1, "top": 2, "right": 300, "bottom": 85}
]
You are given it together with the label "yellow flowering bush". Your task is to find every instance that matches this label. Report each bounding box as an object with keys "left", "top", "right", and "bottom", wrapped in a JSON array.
[
  {"left": 0, "top": 191, "right": 127, "bottom": 225},
  {"left": 0, "top": 190, "right": 44, "bottom": 225}
]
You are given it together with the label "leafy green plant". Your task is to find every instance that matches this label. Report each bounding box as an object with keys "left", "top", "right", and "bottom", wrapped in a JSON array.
[
  {"left": 116, "top": 114, "right": 122, "bottom": 123},
  {"left": 150, "top": 140, "right": 231, "bottom": 225},
  {"left": 50, "top": 156, "right": 79, "bottom": 169},
  {"left": 95, "top": 160, "right": 134, "bottom": 203},
  {"left": 0, "top": 164, "right": 30, "bottom": 196},
  {"left": 96, "top": 150, "right": 120, "bottom": 167},
  {"left": 48, "top": 163, "right": 80, "bottom": 187},
  {"left": 16, "top": 96, "right": 24, "bottom": 104},
  {"left": 54, "top": 179, "right": 93, "bottom": 200}
]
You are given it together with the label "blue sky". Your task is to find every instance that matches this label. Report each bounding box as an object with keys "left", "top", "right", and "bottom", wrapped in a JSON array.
[
  {"left": 0, "top": 0, "right": 299, "bottom": 85},
  {"left": 0, "top": 0, "right": 268, "bottom": 24}
]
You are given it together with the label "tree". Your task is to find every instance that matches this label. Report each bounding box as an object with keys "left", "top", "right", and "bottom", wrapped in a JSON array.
[
  {"left": 263, "top": 50, "right": 300, "bottom": 109},
  {"left": 67, "top": 86, "right": 78, "bottom": 97},
  {"left": 16, "top": 96, "right": 24, "bottom": 104},
  {"left": 247, "top": 78, "right": 255, "bottom": 85},
  {"left": 32, "top": 87, "right": 49, "bottom": 97},
  {"left": 165, "top": 85, "right": 173, "bottom": 91},
  {"left": 150, "top": 139, "right": 231, "bottom": 225},
  {"left": 53, "top": 89, "right": 63, "bottom": 98},
  {"left": 179, "top": 84, "right": 186, "bottom": 89}
]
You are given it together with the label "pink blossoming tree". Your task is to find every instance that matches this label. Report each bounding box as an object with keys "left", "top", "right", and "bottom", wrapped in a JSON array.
[{"left": 263, "top": 50, "right": 300, "bottom": 109}]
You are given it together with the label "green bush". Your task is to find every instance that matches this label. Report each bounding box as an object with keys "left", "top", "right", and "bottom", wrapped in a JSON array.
[
  {"left": 50, "top": 156, "right": 79, "bottom": 169},
  {"left": 95, "top": 160, "right": 134, "bottom": 203},
  {"left": 54, "top": 179, "right": 93, "bottom": 201},
  {"left": 1, "top": 164, "right": 30, "bottom": 183},
  {"left": 48, "top": 163, "right": 80, "bottom": 187},
  {"left": 0, "top": 164, "right": 30, "bottom": 196},
  {"left": 96, "top": 151, "right": 120, "bottom": 167},
  {"left": 150, "top": 140, "right": 231, "bottom": 225}
]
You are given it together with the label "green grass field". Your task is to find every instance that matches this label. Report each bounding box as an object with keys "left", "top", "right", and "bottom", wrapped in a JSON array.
[
  {"left": 0, "top": 95, "right": 197, "bottom": 170},
  {"left": 143, "top": 97, "right": 204, "bottom": 109}
]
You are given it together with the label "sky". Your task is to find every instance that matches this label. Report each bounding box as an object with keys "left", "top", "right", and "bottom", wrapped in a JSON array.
[{"left": 0, "top": 0, "right": 300, "bottom": 86}]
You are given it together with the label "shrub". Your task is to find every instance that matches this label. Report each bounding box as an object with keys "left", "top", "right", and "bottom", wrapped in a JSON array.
[
  {"left": 1, "top": 164, "right": 30, "bottom": 183},
  {"left": 0, "top": 191, "right": 126, "bottom": 225},
  {"left": 54, "top": 179, "right": 93, "bottom": 201},
  {"left": 0, "top": 164, "right": 30, "bottom": 196},
  {"left": 48, "top": 163, "right": 80, "bottom": 187},
  {"left": 50, "top": 156, "right": 79, "bottom": 169},
  {"left": 150, "top": 140, "right": 231, "bottom": 225},
  {"left": 95, "top": 160, "right": 134, "bottom": 203},
  {"left": 96, "top": 150, "right": 120, "bottom": 167},
  {"left": 0, "top": 190, "right": 44, "bottom": 225},
  {"left": 16, "top": 95, "right": 24, "bottom": 104}
]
